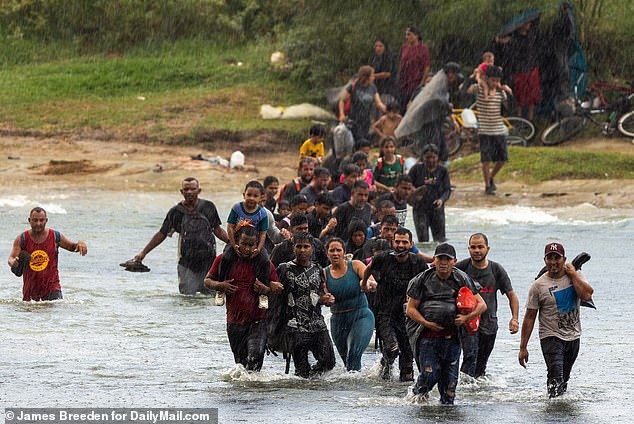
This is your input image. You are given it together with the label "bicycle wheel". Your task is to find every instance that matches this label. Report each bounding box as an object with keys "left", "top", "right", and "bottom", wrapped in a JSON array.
[
  {"left": 443, "top": 118, "right": 463, "bottom": 155},
  {"left": 506, "top": 116, "right": 536, "bottom": 141},
  {"left": 541, "top": 116, "right": 588, "bottom": 146},
  {"left": 617, "top": 110, "right": 634, "bottom": 137},
  {"left": 506, "top": 136, "right": 527, "bottom": 147}
]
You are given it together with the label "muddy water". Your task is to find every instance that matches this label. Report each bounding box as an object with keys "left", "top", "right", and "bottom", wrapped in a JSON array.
[{"left": 0, "top": 189, "right": 632, "bottom": 423}]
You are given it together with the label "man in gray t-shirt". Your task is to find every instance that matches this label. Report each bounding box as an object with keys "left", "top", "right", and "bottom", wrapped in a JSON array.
[
  {"left": 456, "top": 233, "right": 519, "bottom": 378},
  {"left": 519, "top": 242, "right": 594, "bottom": 398}
]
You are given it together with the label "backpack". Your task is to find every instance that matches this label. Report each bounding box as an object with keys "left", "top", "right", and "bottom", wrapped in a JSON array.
[
  {"left": 376, "top": 154, "right": 404, "bottom": 172},
  {"left": 176, "top": 203, "right": 215, "bottom": 263}
]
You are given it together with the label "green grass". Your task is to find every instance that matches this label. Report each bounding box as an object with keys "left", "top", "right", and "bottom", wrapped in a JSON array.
[
  {"left": 449, "top": 147, "right": 634, "bottom": 183},
  {"left": 0, "top": 39, "right": 319, "bottom": 138}
]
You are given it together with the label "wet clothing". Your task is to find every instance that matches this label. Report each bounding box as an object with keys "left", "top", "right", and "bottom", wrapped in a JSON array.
[
  {"left": 476, "top": 85, "right": 508, "bottom": 136},
  {"left": 406, "top": 267, "right": 480, "bottom": 403},
  {"left": 227, "top": 202, "right": 268, "bottom": 233},
  {"left": 326, "top": 261, "right": 375, "bottom": 371},
  {"left": 333, "top": 202, "right": 373, "bottom": 241},
  {"left": 277, "top": 261, "right": 335, "bottom": 377},
  {"left": 307, "top": 210, "right": 332, "bottom": 240},
  {"left": 298, "top": 139, "right": 325, "bottom": 166},
  {"left": 408, "top": 164, "right": 451, "bottom": 243},
  {"left": 541, "top": 336, "right": 580, "bottom": 398},
  {"left": 346, "top": 82, "right": 379, "bottom": 142},
  {"left": 299, "top": 185, "right": 325, "bottom": 207},
  {"left": 227, "top": 320, "right": 267, "bottom": 371},
  {"left": 514, "top": 67, "right": 541, "bottom": 106},
  {"left": 372, "top": 252, "right": 428, "bottom": 375},
  {"left": 329, "top": 184, "right": 352, "bottom": 206},
  {"left": 271, "top": 238, "right": 329, "bottom": 268},
  {"left": 160, "top": 199, "right": 222, "bottom": 293},
  {"left": 455, "top": 259, "right": 513, "bottom": 378},
  {"left": 480, "top": 135, "right": 508, "bottom": 163},
  {"left": 278, "top": 178, "right": 308, "bottom": 205},
  {"left": 369, "top": 51, "right": 397, "bottom": 97},
  {"left": 526, "top": 271, "right": 585, "bottom": 397},
  {"left": 373, "top": 156, "right": 404, "bottom": 189},
  {"left": 378, "top": 192, "right": 409, "bottom": 227},
  {"left": 208, "top": 254, "right": 278, "bottom": 326},
  {"left": 20, "top": 229, "right": 61, "bottom": 301},
  {"left": 399, "top": 42, "right": 430, "bottom": 112}
]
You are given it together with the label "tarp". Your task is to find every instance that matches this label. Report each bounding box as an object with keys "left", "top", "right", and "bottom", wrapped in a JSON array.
[{"left": 394, "top": 70, "right": 449, "bottom": 138}]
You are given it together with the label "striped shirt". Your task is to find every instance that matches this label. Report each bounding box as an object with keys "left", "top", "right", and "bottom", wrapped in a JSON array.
[{"left": 476, "top": 86, "right": 507, "bottom": 136}]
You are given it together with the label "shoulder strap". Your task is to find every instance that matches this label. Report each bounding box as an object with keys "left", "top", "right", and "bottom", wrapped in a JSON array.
[
  {"left": 294, "top": 178, "right": 301, "bottom": 192},
  {"left": 54, "top": 230, "right": 60, "bottom": 253},
  {"left": 398, "top": 155, "right": 404, "bottom": 167},
  {"left": 20, "top": 232, "right": 26, "bottom": 250},
  {"left": 377, "top": 157, "right": 383, "bottom": 172}
]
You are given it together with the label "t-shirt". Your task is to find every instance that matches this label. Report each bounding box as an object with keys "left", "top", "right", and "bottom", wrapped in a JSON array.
[
  {"left": 476, "top": 85, "right": 508, "bottom": 136},
  {"left": 299, "top": 185, "right": 325, "bottom": 206},
  {"left": 298, "top": 139, "right": 325, "bottom": 166},
  {"left": 372, "top": 252, "right": 428, "bottom": 315},
  {"left": 407, "top": 268, "right": 479, "bottom": 337},
  {"left": 455, "top": 259, "right": 513, "bottom": 335},
  {"left": 160, "top": 199, "right": 222, "bottom": 270},
  {"left": 378, "top": 192, "right": 408, "bottom": 227},
  {"left": 368, "top": 52, "right": 397, "bottom": 96},
  {"left": 278, "top": 178, "right": 307, "bottom": 205},
  {"left": 329, "top": 184, "right": 351, "bottom": 206},
  {"left": 399, "top": 42, "right": 430, "bottom": 95},
  {"left": 276, "top": 261, "right": 328, "bottom": 333},
  {"left": 270, "top": 238, "right": 329, "bottom": 268},
  {"left": 208, "top": 254, "right": 279, "bottom": 325},
  {"left": 373, "top": 155, "right": 404, "bottom": 189},
  {"left": 227, "top": 202, "right": 268, "bottom": 233},
  {"left": 526, "top": 272, "right": 583, "bottom": 341},
  {"left": 347, "top": 82, "right": 378, "bottom": 124},
  {"left": 408, "top": 164, "right": 452, "bottom": 210},
  {"left": 333, "top": 202, "right": 373, "bottom": 241},
  {"left": 20, "top": 229, "right": 61, "bottom": 301}
]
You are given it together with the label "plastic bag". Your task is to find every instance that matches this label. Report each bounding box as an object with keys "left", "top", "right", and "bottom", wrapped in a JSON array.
[{"left": 456, "top": 286, "right": 480, "bottom": 334}]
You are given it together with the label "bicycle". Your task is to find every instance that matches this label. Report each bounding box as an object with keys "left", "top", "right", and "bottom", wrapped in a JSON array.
[
  {"left": 442, "top": 109, "right": 535, "bottom": 155},
  {"left": 541, "top": 78, "right": 634, "bottom": 145}
]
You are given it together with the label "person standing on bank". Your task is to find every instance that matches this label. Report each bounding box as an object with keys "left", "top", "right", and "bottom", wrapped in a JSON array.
[
  {"left": 456, "top": 233, "right": 519, "bottom": 379},
  {"left": 8, "top": 207, "right": 87, "bottom": 301},
  {"left": 398, "top": 26, "right": 430, "bottom": 115},
  {"left": 406, "top": 243, "right": 486, "bottom": 404},
  {"left": 134, "top": 177, "right": 228, "bottom": 295},
  {"left": 519, "top": 242, "right": 594, "bottom": 398}
]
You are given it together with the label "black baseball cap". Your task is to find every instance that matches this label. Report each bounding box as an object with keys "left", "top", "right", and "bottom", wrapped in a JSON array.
[{"left": 434, "top": 243, "right": 456, "bottom": 259}]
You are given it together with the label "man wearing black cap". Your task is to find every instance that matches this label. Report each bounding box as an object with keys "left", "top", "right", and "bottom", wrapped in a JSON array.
[
  {"left": 405, "top": 243, "right": 486, "bottom": 404},
  {"left": 519, "top": 242, "right": 593, "bottom": 398}
]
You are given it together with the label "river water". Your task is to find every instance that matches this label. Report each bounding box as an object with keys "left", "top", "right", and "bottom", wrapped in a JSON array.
[{"left": 1, "top": 189, "right": 632, "bottom": 423}]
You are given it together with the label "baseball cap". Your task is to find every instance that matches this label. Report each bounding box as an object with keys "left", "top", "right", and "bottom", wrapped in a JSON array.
[
  {"left": 434, "top": 243, "right": 456, "bottom": 259},
  {"left": 544, "top": 242, "right": 565, "bottom": 257}
]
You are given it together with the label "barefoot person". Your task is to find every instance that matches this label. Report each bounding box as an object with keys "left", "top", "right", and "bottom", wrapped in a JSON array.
[
  {"left": 519, "top": 242, "right": 594, "bottom": 398},
  {"left": 8, "top": 207, "right": 87, "bottom": 301},
  {"left": 134, "top": 177, "right": 228, "bottom": 295}
]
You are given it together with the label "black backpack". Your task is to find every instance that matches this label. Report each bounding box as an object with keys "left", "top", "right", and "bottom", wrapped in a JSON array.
[{"left": 176, "top": 203, "right": 215, "bottom": 262}]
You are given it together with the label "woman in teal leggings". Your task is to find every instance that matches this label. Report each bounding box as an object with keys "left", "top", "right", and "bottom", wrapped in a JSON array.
[{"left": 324, "top": 238, "right": 376, "bottom": 371}]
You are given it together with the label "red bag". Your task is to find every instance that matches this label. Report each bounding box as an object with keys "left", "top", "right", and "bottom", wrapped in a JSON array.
[{"left": 456, "top": 286, "right": 480, "bottom": 335}]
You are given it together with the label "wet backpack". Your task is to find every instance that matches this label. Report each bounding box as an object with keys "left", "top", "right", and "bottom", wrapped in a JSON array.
[{"left": 176, "top": 203, "right": 215, "bottom": 262}]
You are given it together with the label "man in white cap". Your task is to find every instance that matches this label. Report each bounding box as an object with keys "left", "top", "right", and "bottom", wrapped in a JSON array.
[{"left": 518, "top": 242, "right": 594, "bottom": 398}]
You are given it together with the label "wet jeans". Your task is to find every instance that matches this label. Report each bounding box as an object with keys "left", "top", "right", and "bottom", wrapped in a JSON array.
[
  {"left": 540, "top": 336, "right": 580, "bottom": 398},
  {"left": 290, "top": 330, "right": 336, "bottom": 378},
  {"left": 377, "top": 312, "right": 413, "bottom": 376},
  {"left": 459, "top": 330, "right": 497, "bottom": 378},
  {"left": 412, "top": 205, "right": 446, "bottom": 243},
  {"left": 227, "top": 320, "right": 267, "bottom": 371},
  {"left": 413, "top": 336, "right": 461, "bottom": 404},
  {"left": 330, "top": 307, "right": 375, "bottom": 371}
]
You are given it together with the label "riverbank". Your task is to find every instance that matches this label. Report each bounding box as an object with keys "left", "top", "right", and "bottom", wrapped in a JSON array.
[{"left": 2, "top": 134, "right": 633, "bottom": 211}]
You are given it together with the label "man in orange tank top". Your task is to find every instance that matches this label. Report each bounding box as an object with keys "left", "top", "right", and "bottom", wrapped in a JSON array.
[{"left": 8, "top": 207, "right": 87, "bottom": 301}]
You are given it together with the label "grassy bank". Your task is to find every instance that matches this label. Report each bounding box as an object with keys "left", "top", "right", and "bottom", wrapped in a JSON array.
[
  {"left": 449, "top": 147, "right": 634, "bottom": 183},
  {"left": 0, "top": 39, "right": 318, "bottom": 141}
]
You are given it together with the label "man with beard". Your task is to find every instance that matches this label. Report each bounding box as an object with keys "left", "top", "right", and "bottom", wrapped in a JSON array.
[
  {"left": 362, "top": 227, "right": 427, "bottom": 381},
  {"left": 278, "top": 158, "right": 315, "bottom": 205},
  {"left": 276, "top": 232, "right": 336, "bottom": 378},
  {"left": 519, "top": 242, "right": 593, "bottom": 398},
  {"left": 456, "top": 233, "right": 519, "bottom": 379},
  {"left": 332, "top": 180, "right": 373, "bottom": 241}
]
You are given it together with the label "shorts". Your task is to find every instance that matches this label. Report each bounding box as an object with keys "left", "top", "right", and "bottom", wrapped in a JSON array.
[
  {"left": 479, "top": 134, "right": 508, "bottom": 163},
  {"left": 513, "top": 67, "right": 541, "bottom": 107}
]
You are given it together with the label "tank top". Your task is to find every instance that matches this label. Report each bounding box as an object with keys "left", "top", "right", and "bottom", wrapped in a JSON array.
[
  {"left": 325, "top": 261, "right": 368, "bottom": 313},
  {"left": 22, "top": 229, "right": 61, "bottom": 301}
]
